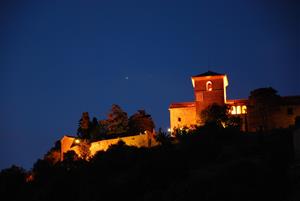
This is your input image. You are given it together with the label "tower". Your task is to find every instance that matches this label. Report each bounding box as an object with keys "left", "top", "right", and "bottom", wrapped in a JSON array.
[
  {"left": 191, "top": 71, "right": 228, "bottom": 123},
  {"left": 169, "top": 71, "right": 229, "bottom": 131}
]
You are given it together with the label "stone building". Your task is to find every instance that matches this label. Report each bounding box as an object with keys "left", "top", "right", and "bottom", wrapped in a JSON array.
[
  {"left": 169, "top": 71, "right": 300, "bottom": 132},
  {"left": 60, "top": 131, "right": 159, "bottom": 161}
]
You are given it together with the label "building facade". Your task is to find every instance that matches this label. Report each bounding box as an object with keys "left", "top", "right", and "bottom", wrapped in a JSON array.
[
  {"left": 60, "top": 131, "right": 159, "bottom": 161},
  {"left": 169, "top": 71, "right": 300, "bottom": 132}
]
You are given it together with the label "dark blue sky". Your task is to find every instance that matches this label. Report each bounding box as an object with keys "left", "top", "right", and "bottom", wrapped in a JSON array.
[{"left": 1, "top": 0, "right": 299, "bottom": 170}]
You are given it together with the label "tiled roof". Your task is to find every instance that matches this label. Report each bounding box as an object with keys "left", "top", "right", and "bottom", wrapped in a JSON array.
[{"left": 169, "top": 102, "right": 195, "bottom": 109}]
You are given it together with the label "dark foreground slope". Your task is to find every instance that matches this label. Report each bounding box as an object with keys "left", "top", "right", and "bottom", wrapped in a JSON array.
[{"left": 0, "top": 126, "right": 297, "bottom": 201}]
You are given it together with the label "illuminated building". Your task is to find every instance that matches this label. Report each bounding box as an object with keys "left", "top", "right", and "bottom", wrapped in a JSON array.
[
  {"left": 60, "top": 131, "right": 159, "bottom": 161},
  {"left": 169, "top": 71, "right": 300, "bottom": 132}
]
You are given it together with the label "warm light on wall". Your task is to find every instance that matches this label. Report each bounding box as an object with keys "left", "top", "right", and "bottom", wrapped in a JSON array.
[
  {"left": 223, "top": 75, "right": 228, "bottom": 103},
  {"left": 236, "top": 106, "right": 241, "bottom": 114},
  {"left": 231, "top": 106, "right": 236, "bottom": 114},
  {"left": 230, "top": 105, "right": 247, "bottom": 115},
  {"left": 242, "top": 105, "right": 247, "bottom": 114},
  {"left": 75, "top": 139, "right": 80, "bottom": 144}
]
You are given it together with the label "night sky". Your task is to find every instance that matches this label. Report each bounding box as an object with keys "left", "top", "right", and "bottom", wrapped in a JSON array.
[{"left": 1, "top": 0, "right": 299, "bottom": 170}]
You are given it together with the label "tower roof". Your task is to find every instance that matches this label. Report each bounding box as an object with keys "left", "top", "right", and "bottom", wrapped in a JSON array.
[
  {"left": 192, "top": 70, "right": 224, "bottom": 78},
  {"left": 169, "top": 102, "right": 195, "bottom": 109},
  {"left": 191, "top": 70, "right": 228, "bottom": 89}
]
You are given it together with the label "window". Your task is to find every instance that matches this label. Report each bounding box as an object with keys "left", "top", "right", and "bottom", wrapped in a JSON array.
[
  {"left": 231, "top": 106, "right": 236, "bottom": 115},
  {"left": 236, "top": 106, "right": 241, "bottom": 114},
  {"left": 242, "top": 105, "right": 247, "bottom": 114},
  {"left": 178, "top": 117, "right": 181, "bottom": 122},
  {"left": 231, "top": 105, "right": 246, "bottom": 115},
  {"left": 287, "top": 108, "right": 293, "bottom": 115},
  {"left": 206, "top": 81, "right": 213, "bottom": 91}
]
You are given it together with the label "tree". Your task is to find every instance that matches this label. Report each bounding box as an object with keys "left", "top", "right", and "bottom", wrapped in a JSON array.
[
  {"left": 201, "top": 103, "right": 228, "bottom": 127},
  {"left": 0, "top": 165, "right": 27, "bottom": 200},
  {"left": 90, "top": 117, "right": 103, "bottom": 140},
  {"left": 226, "top": 115, "right": 242, "bottom": 129},
  {"left": 98, "top": 119, "right": 109, "bottom": 136},
  {"left": 44, "top": 140, "right": 61, "bottom": 165},
  {"left": 78, "top": 139, "right": 91, "bottom": 160},
  {"left": 63, "top": 150, "right": 79, "bottom": 162},
  {"left": 0, "top": 165, "right": 26, "bottom": 185},
  {"left": 128, "top": 110, "right": 155, "bottom": 135},
  {"left": 201, "top": 103, "right": 241, "bottom": 129},
  {"left": 155, "top": 127, "right": 172, "bottom": 146},
  {"left": 106, "top": 104, "right": 129, "bottom": 134},
  {"left": 77, "top": 112, "right": 91, "bottom": 139}
]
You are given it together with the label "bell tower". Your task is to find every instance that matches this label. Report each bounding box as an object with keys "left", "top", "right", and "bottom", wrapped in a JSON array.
[{"left": 191, "top": 71, "right": 228, "bottom": 123}]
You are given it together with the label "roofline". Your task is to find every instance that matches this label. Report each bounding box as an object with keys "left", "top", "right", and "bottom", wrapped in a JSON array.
[
  {"left": 226, "top": 99, "right": 248, "bottom": 105},
  {"left": 61, "top": 135, "right": 76, "bottom": 140},
  {"left": 169, "top": 102, "right": 196, "bottom": 109}
]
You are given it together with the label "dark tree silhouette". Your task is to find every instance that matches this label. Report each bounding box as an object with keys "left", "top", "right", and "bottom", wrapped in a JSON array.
[
  {"left": 226, "top": 115, "right": 242, "bottom": 129},
  {"left": 63, "top": 150, "right": 79, "bottom": 162},
  {"left": 77, "top": 112, "right": 91, "bottom": 139},
  {"left": 90, "top": 117, "right": 104, "bottom": 140},
  {"left": 44, "top": 140, "right": 61, "bottom": 165},
  {"left": 106, "top": 104, "right": 129, "bottom": 134},
  {"left": 201, "top": 103, "right": 228, "bottom": 127},
  {"left": 0, "top": 165, "right": 27, "bottom": 201},
  {"left": 98, "top": 119, "right": 109, "bottom": 136},
  {"left": 155, "top": 127, "right": 172, "bottom": 146},
  {"left": 0, "top": 128, "right": 296, "bottom": 201},
  {"left": 201, "top": 103, "right": 242, "bottom": 129},
  {"left": 128, "top": 110, "right": 155, "bottom": 135}
]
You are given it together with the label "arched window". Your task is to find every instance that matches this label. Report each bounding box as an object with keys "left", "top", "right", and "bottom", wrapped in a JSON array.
[
  {"left": 206, "top": 81, "right": 213, "bottom": 91},
  {"left": 231, "top": 106, "right": 236, "bottom": 115},
  {"left": 236, "top": 106, "right": 241, "bottom": 114},
  {"left": 242, "top": 105, "right": 247, "bottom": 114}
]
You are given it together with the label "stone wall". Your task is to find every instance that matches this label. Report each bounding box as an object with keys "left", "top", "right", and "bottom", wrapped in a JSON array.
[
  {"left": 169, "top": 106, "right": 197, "bottom": 131},
  {"left": 60, "top": 136, "right": 80, "bottom": 161},
  {"left": 247, "top": 103, "right": 300, "bottom": 132},
  {"left": 60, "top": 132, "right": 160, "bottom": 161}
]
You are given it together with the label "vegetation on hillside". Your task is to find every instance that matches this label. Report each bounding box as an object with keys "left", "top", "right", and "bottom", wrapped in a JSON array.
[
  {"left": 1, "top": 124, "right": 297, "bottom": 201},
  {"left": 200, "top": 103, "right": 242, "bottom": 129},
  {"left": 77, "top": 104, "right": 155, "bottom": 140},
  {"left": 1, "top": 102, "right": 299, "bottom": 201}
]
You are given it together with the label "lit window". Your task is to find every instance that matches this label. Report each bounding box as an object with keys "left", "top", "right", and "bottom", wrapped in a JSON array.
[
  {"left": 242, "top": 105, "right": 247, "bottom": 114},
  {"left": 206, "top": 81, "right": 213, "bottom": 91},
  {"left": 231, "top": 106, "right": 236, "bottom": 115},
  {"left": 236, "top": 106, "right": 241, "bottom": 114}
]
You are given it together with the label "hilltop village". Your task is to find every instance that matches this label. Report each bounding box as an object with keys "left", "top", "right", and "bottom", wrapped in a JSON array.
[
  {"left": 170, "top": 71, "right": 300, "bottom": 132},
  {"left": 58, "top": 71, "right": 300, "bottom": 160},
  {"left": 2, "top": 71, "right": 300, "bottom": 201}
]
